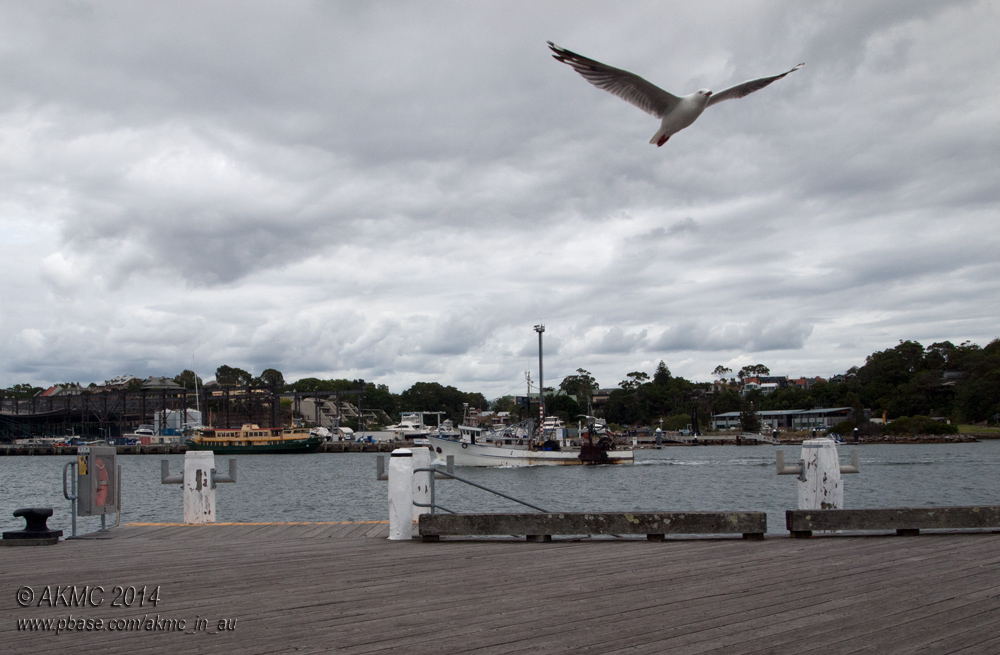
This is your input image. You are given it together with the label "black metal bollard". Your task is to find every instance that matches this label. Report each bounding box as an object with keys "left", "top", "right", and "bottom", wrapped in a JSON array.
[{"left": 1, "top": 508, "right": 63, "bottom": 546}]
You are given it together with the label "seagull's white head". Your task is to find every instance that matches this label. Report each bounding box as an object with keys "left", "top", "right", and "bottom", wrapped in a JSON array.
[{"left": 685, "top": 89, "right": 712, "bottom": 109}]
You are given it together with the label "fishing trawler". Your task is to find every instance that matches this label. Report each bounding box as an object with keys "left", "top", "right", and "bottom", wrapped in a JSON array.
[
  {"left": 186, "top": 424, "right": 321, "bottom": 454},
  {"left": 428, "top": 416, "right": 633, "bottom": 467},
  {"left": 428, "top": 326, "right": 633, "bottom": 466}
]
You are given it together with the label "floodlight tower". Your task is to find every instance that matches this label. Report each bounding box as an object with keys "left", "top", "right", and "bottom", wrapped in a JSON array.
[{"left": 534, "top": 324, "right": 545, "bottom": 427}]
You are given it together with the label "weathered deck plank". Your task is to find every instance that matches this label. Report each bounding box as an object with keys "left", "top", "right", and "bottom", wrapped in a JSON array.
[
  {"left": 411, "top": 547, "right": 998, "bottom": 655},
  {"left": 520, "top": 569, "right": 971, "bottom": 651},
  {"left": 2, "top": 525, "right": 997, "bottom": 654}
]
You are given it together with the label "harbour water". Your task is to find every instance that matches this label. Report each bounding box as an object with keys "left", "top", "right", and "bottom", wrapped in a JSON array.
[{"left": 3, "top": 440, "right": 999, "bottom": 536}]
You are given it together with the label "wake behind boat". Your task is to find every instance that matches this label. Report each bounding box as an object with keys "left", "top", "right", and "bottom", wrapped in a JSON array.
[{"left": 428, "top": 417, "right": 633, "bottom": 467}]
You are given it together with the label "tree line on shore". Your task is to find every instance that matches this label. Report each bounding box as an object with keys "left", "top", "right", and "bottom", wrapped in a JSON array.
[
  {"left": 583, "top": 339, "right": 998, "bottom": 434},
  {"left": 3, "top": 339, "right": 998, "bottom": 432}
]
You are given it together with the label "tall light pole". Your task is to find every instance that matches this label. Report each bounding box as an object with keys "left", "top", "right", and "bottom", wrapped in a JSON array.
[{"left": 534, "top": 324, "right": 545, "bottom": 428}]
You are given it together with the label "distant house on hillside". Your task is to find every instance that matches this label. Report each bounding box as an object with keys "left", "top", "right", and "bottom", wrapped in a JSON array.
[
  {"left": 710, "top": 380, "right": 738, "bottom": 395},
  {"left": 742, "top": 381, "right": 780, "bottom": 396},
  {"left": 37, "top": 384, "right": 83, "bottom": 397},
  {"left": 744, "top": 375, "right": 788, "bottom": 388},
  {"left": 141, "top": 376, "right": 183, "bottom": 391},
  {"left": 293, "top": 396, "right": 391, "bottom": 429},
  {"left": 592, "top": 389, "right": 615, "bottom": 411},
  {"left": 788, "top": 377, "right": 825, "bottom": 390},
  {"left": 941, "top": 371, "right": 963, "bottom": 387},
  {"left": 464, "top": 408, "right": 496, "bottom": 428},
  {"left": 102, "top": 374, "right": 138, "bottom": 389}
]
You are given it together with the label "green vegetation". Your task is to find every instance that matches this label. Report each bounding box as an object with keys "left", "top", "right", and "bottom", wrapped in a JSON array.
[
  {"left": 958, "top": 424, "right": 1000, "bottom": 434},
  {"left": 572, "top": 340, "right": 1000, "bottom": 429},
  {"left": 661, "top": 414, "right": 691, "bottom": 431},
  {"left": 173, "top": 370, "right": 202, "bottom": 389},
  {"left": 0, "top": 383, "right": 44, "bottom": 398},
  {"left": 832, "top": 420, "right": 857, "bottom": 435},
  {"left": 885, "top": 416, "right": 959, "bottom": 436},
  {"left": 3, "top": 339, "right": 998, "bottom": 431},
  {"left": 602, "top": 362, "right": 699, "bottom": 426},
  {"left": 398, "top": 382, "right": 487, "bottom": 423},
  {"left": 749, "top": 340, "right": 1000, "bottom": 425},
  {"left": 740, "top": 400, "right": 762, "bottom": 433}
]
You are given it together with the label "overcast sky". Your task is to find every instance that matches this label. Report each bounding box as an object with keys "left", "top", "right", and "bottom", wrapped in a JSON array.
[{"left": 1, "top": 1, "right": 997, "bottom": 398}]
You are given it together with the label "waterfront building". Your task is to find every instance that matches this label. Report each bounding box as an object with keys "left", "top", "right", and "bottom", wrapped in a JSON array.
[{"left": 711, "top": 407, "right": 866, "bottom": 431}]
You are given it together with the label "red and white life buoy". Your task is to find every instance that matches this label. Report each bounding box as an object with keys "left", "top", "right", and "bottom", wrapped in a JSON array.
[{"left": 94, "top": 458, "right": 109, "bottom": 507}]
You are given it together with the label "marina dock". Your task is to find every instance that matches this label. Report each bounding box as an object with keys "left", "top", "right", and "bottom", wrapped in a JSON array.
[
  {"left": 0, "top": 441, "right": 400, "bottom": 456},
  {"left": 3, "top": 524, "right": 998, "bottom": 653}
]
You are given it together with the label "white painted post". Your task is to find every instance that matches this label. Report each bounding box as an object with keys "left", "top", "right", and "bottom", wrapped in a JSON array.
[
  {"left": 411, "top": 447, "right": 432, "bottom": 522},
  {"left": 183, "top": 450, "right": 216, "bottom": 524},
  {"left": 388, "top": 448, "right": 414, "bottom": 540},
  {"left": 798, "top": 439, "right": 843, "bottom": 510}
]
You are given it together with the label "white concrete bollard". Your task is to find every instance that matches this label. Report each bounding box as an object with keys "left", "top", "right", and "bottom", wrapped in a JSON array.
[
  {"left": 183, "top": 450, "right": 216, "bottom": 524},
  {"left": 798, "top": 438, "right": 843, "bottom": 510},
  {"left": 388, "top": 448, "right": 414, "bottom": 540},
  {"left": 411, "top": 447, "right": 432, "bottom": 523}
]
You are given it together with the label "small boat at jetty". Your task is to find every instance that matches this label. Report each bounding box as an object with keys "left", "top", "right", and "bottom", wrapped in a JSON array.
[
  {"left": 428, "top": 416, "right": 634, "bottom": 467},
  {"left": 385, "top": 413, "right": 432, "bottom": 440},
  {"left": 186, "top": 424, "right": 321, "bottom": 454}
]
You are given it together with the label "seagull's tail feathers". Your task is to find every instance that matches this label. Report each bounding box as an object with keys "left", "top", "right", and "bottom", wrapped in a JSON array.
[{"left": 650, "top": 131, "right": 670, "bottom": 147}]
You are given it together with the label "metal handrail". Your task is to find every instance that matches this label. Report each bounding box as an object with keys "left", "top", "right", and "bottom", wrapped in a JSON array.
[
  {"left": 412, "top": 466, "right": 549, "bottom": 514},
  {"left": 114, "top": 464, "right": 122, "bottom": 528},
  {"left": 62, "top": 461, "right": 78, "bottom": 538}
]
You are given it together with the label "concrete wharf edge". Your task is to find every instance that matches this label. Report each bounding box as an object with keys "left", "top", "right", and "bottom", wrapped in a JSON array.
[{"left": 3, "top": 523, "right": 1000, "bottom": 654}]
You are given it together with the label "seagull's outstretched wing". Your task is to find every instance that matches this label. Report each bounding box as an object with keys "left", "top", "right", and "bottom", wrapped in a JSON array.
[
  {"left": 548, "top": 41, "right": 680, "bottom": 118},
  {"left": 707, "top": 63, "right": 804, "bottom": 107}
]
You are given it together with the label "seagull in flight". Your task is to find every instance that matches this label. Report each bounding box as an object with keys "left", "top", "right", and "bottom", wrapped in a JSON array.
[{"left": 548, "top": 42, "right": 803, "bottom": 147}]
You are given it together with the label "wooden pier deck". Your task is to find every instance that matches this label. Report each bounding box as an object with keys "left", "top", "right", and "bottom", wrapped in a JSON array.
[{"left": 3, "top": 524, "right": 999, "bottom": 654}]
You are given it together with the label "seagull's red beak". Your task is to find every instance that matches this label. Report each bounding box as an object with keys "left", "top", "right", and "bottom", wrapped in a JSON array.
[{"left": 705, "top": 91, "right": 712, "bottom": 97}]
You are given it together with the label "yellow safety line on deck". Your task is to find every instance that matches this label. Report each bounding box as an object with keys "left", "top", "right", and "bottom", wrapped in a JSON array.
[{"left": 125, "top": 521, "right": 389, "bottom": 526}]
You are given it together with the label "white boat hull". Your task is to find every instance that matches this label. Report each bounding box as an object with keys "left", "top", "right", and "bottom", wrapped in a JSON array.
[{"left": 428, "top": 436, "right": 634, "bottom": 467}]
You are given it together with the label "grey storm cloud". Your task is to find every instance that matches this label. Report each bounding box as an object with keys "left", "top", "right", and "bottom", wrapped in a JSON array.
[
  {"left": 0, "top": 1, "right": 997, "bottom": 396},
  {"left": 652, "top": 319, "right": 814, "bottom": 353}
]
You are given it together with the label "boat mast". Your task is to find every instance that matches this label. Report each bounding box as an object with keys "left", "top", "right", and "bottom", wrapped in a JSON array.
[{"left": 534, "top": 324, "right": 545, "bottom": 427}]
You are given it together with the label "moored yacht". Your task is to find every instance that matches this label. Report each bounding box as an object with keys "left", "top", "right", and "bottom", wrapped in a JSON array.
[{"left": 385, "top": 413, "right": 431, "bottom": 440}]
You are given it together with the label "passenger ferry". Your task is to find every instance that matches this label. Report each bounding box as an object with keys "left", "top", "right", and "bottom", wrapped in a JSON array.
[{"left": 186, "top": 424, "right": 321, "bottom": 454}]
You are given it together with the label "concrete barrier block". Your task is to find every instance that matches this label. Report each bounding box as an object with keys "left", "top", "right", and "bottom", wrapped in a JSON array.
[
  {"left": 786, "top": 506, "right": 1000, "bottom": 537},
  {"left": 419, "top": 511, "right": 767, "bottom": 541}
]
